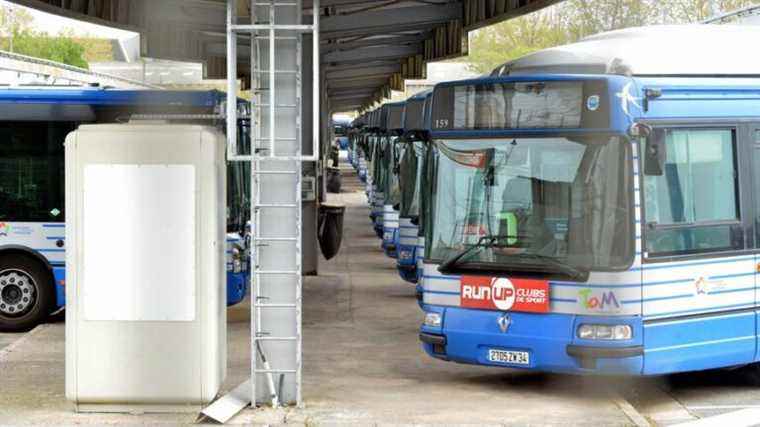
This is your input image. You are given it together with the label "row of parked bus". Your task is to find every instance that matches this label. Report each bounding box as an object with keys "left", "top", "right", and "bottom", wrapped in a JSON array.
[{"left": 346, "top": 24, "right": 760, "bottom": 379}]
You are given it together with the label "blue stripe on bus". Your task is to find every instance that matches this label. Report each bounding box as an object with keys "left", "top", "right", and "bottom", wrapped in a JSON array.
[
  {"left": 644, "top": 302, "right": 757, "bottom": 319},
  {"left": 550, "top": 282, "right": 642, "bottom": 289},
  {"left": 624, "top": 286, "right": 755, "bottom": 305},
  {"left": 709, "top": 272, "right": 755, "bottom": 280},
  {"left": 551, "top": 278, "right": 693, "bottom": 288},
  {"left": 550, "top": 298, "right": 577, "bottom": 303},
  {"left": 42, "top": 224, "right": 65, "bottom": 228},
  {"left": 630, "top": 255, "right": 756, "bottom": 272},
  {"left": 46, "top": 237, "right": 65, "bottom": 240},
  {"left": 35, "top": 248, "right": 65, "bottom": 253},
  {"left": 422, "top": 290, "right": 459, "bottom": 295}
]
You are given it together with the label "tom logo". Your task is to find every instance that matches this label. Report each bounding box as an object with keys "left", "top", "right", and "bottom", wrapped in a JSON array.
[
  {"left": 460, "top": 276, "right": 549, "bottom": 313},
  {"left": 0, "top": 222, "right": 8, "bottom": 237}
]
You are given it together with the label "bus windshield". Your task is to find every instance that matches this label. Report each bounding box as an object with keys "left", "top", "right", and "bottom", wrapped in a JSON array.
[
  {"left": 399, "top": 139, "right": 426, "bottom": 218},
  {"left": 384, "top": 136, "right": 401, "bottom": 206},
  {"left": 428, "top": 136, "right": 633, "bottom": 277}
]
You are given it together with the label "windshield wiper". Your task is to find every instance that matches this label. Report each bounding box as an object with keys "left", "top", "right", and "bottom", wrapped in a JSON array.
[
  {"left": 438, "top": 235, "right": 499, "bottom": 274},
  {"left": 511, "top": 253, "right": 584, "bottom": 280}
]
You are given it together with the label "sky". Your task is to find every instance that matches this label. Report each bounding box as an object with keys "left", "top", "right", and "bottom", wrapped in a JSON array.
[{"left": 0, "top": 0, "right": 137, "bottom": 39}]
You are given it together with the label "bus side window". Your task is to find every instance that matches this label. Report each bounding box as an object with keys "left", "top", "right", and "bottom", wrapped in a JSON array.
[{"left": 643, "top": 128, "right": 742, "bottom": 257}]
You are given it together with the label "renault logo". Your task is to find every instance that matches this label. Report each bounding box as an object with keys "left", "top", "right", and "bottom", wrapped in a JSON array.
[{"left": 497, "top": 313, "right": 511, "bottom": 333}]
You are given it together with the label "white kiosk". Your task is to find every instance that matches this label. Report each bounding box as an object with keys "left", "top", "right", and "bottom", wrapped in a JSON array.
[{"left": 65, "top": 124, "right": 226, "bottom": 412}]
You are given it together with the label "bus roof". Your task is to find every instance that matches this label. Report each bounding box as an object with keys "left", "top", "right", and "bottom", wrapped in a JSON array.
[
  {"left": 0, "top": 88, "right": 222, "bottom": 107},
  {"left": 495, "top": 25, "right": 760, "bottom": 77}
]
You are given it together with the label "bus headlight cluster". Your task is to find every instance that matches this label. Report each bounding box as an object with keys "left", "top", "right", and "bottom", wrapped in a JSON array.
[
  {"left": 577, "top": 324, "right": 631, "bottom": 340},
  {"left": 424, "top": 312, "right": 442, "bottom": 328},
  {"left": 399, "top": 250, "right": 413, "bottom": 260}
]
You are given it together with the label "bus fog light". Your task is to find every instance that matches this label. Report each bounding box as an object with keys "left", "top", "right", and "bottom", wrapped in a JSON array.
[
  {"left": 424, "top": 312, "right": 442, "bottom": 328},
  {"left": 577, "top": 324, "right": 632, "bottom": 340}
]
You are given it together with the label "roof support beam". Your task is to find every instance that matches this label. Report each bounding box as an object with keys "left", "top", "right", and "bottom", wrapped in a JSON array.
[
  {"left": 322, "top": 44, "right": 420, "bottom": 64},
  {"left": 462, "top": 0, "right": 563, "bottom": 31},
  {"left": 323, "top": 60, "right": 402, "bottom": 73},
  {"left": 321, "top": 3, "right": 462, "bottom": 38},
  {"left": 325, "top": 64, "right": 401, "bottom": 80},
  {"left": 327, "top": 77, "right": 388, "bottom": 89},
  {"left": 322, "top": 33, "right": 430, "bottom": 53}
]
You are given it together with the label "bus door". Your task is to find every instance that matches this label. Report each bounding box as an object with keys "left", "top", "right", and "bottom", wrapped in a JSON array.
[
  {"left": 642, "top": 126, "right": 754, "bottom": 372},
  {"left": 751, "top": 125, "right": 760, "bottom": 361}
]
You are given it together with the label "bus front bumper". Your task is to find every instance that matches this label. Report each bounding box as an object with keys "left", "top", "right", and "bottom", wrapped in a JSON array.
[{"left": 420, "top": 307, "right": 643, "bottom": 375}]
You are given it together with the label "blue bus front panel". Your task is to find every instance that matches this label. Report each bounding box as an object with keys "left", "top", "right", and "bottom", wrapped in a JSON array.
[{"left": 422, "top": 307, "right": 644, "bottom": 375}]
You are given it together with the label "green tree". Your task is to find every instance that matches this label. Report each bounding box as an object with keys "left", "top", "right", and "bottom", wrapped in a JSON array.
[
  {"left": 0, "top": 5, "right": 89, "bottom": 69},
  {"left": 8, "top": 31, "right": 89, "bottom": 68},
  {"left": 466, "top": 0, "right": 760, "bottom": 74}
]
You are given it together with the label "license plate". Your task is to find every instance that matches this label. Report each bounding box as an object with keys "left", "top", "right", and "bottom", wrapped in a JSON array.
[{"left": 488, "top": 349, "right": 530, "bottom": 365}]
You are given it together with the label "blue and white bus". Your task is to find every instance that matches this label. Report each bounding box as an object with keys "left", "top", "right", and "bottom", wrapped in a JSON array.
[
  {"left": 419, "top": 25, "right": 760, "bottom": 376},
  {"left": 396, "top": 92, "right": 430, "bottom": 283},
  {"left": 380, "top": 102, "right": 405, "bottom": 259},
  {"left": 368, "top": 108, "right": 387, "bottom": 238},
  {"left": 0, "top": 88, "right": 250, "bottom": 332}
]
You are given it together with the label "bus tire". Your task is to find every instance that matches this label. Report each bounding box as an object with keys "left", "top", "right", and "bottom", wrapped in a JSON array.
[{"left": 0, "top": 254, "right": 55, "bottom": 333}]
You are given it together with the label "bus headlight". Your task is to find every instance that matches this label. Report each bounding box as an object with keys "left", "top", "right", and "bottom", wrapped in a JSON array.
[
  {"left": 399, "top": 249, "right": 413, "bottom": 261},
  {"left": 577, "top": 324, "right": 631, "bottom": 340},
  {"left": 424, "top": 312, "right": 442, "bottom": 328}
]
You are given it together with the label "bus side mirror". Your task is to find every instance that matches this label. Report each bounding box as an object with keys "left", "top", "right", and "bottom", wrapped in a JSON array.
[
  {"left": 484, "top": 148, "right": 496, "bottom": 186},
  {"left": 644, "top": 129, "right": 667, "bottom": 176}
]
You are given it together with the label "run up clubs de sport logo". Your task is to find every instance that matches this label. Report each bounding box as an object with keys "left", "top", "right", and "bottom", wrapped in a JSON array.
[{"left": 460, "top": 276, "right": 549, "bottom": 313}]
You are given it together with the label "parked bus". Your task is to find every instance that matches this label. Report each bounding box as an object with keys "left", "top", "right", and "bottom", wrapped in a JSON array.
[
  {"left": 332, "top": 117, "right": 350, "bottom": 150},
  {"left": 380, "top": 102, "right": 405, "bottom": 259},
  {"left": 419, "top": 25, "right": 760, "bottom": 376},
  {"left": 0, "top": 88, "right": 250, "bottom": 332},
  {"left": 368, "top": 108, "right": 387, "bottom": 238},
  {"left": 396, "top": 92, "right": 430, "bottom": 283}
]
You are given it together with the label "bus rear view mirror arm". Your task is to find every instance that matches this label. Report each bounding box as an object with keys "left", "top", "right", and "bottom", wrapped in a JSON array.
[{"left": 644, "top": 128, "right": 667, "bottom": 176}]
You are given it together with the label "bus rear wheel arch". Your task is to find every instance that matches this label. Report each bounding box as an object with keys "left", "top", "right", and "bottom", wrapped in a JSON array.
[{"left": 0, "top": 254, "right": 55, "bottom": 332}]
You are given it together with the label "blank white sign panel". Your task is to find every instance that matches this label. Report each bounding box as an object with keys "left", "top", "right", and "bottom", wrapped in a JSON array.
[{"left": 82, "top": 164, "right": 196, "bottom": 321}]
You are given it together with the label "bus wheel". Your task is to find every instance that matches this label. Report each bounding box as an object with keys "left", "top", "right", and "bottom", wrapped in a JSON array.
[{"left": 0, "top": 255, "right": 55, "bottom": 332}]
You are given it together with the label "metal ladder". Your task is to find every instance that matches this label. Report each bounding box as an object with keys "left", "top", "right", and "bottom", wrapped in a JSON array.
[{"left": 202, "top": 0, "right": 319, "bottom": 421}]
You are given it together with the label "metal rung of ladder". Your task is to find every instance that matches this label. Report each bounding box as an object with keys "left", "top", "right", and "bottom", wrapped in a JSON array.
[
  {"left": 255, "top": 369, "right": 297, "bottom": 374},
  {"left": 254, "top": 104, "right": 298, "bottom": 108},
  {"left": 256, "top": 170, "right": 297, "bottom": 175},
  {"left": 252, "top": 69, "right": 298, "bottom": 73},
  {"left": 251, "top": 36, "right": 298, "bottom": 41},
  {"left": 255, "top": 336, "right": 299, "bottom": 341},
  {"left": 250, "top": 2, "right": 298, "bottom": 6},
  {"left": 231, "top": 24, "right": 313, "bottom": 32},
  {"left": 254, "top": 303, "right": 297, "bottom": 308},
  {"left": 256, "top": 203, "right": 297, "bottom": 208},
  {"left": 255, "top": 270, "right": 300, "bottom": 275}
]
